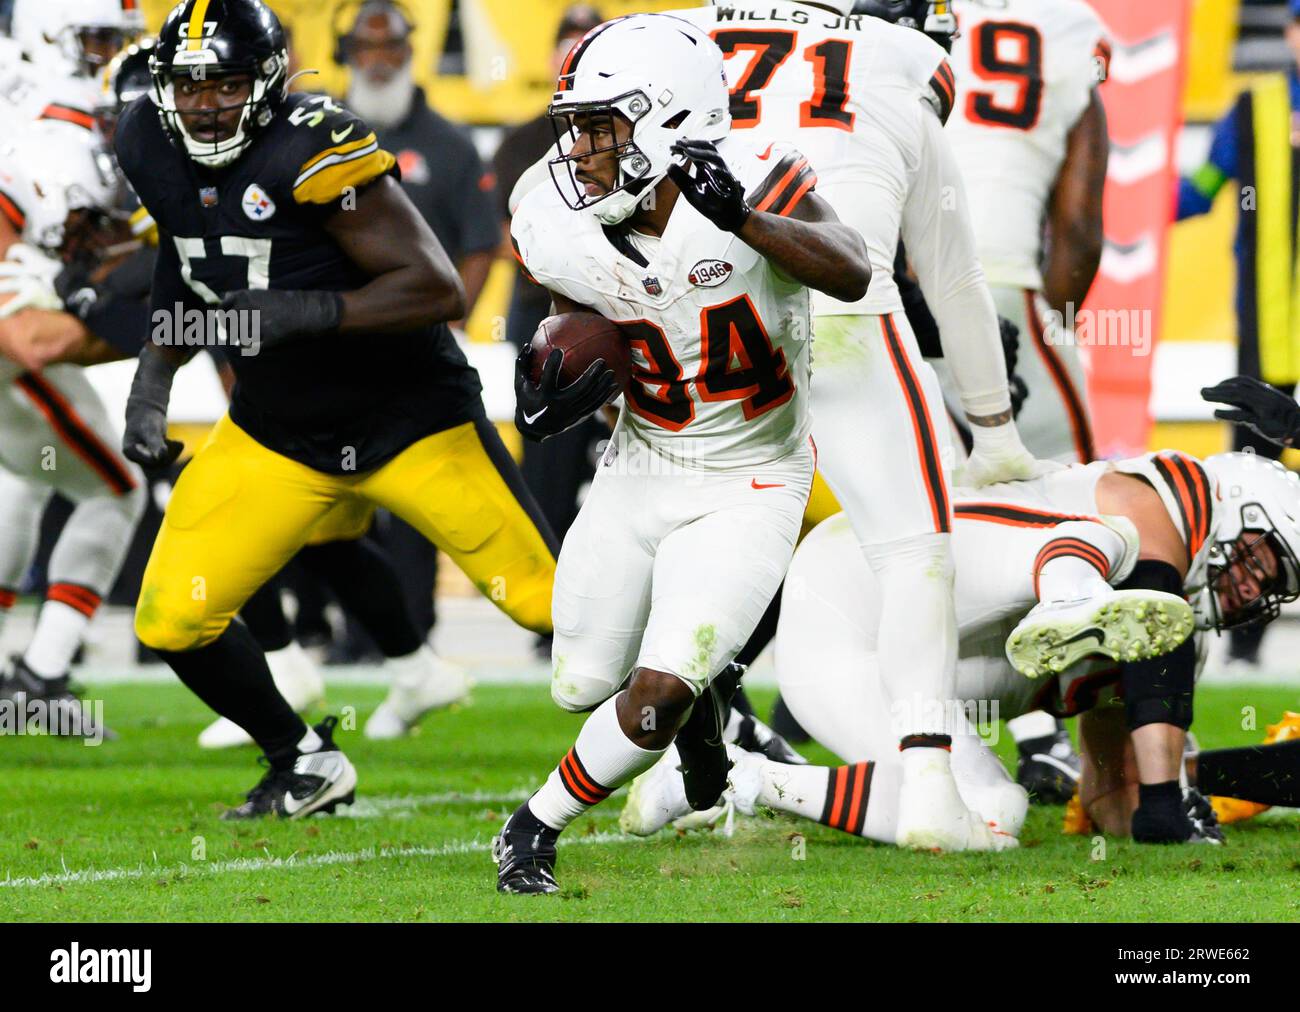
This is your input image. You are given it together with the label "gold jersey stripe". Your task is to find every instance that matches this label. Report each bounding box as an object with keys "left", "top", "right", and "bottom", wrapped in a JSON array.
[
  {"left": 296, "top": 132, "right": 380, "bottom": 177},
  {"left": 129, "top": 205, "right": 159, "bottom": 246},
  {"left": 293, "top": 140, "right": 396, "bottom": 204}
]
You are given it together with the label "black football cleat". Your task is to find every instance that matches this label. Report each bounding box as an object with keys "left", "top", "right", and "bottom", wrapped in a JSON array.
[
  {"left": 732, "top": 711, "right": 808, "bottom": 765},
  {"left": 1016, "top": 725, "right": 1080, "bottom": 804},
  {"left": 675, "top": 663, "right": 742, "bottom": 811},
  {"left": 0, "top": 655, "right": 115, "bottom": 740},
  {"left": 493, "top": 804, "right": 560, "bottom": 895},
  {"left": 221, "top": 716, "right": 356, "bottom": 820}
]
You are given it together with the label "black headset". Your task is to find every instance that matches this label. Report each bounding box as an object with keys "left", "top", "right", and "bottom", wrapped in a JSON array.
[{"left": 331, "top": 0, "right": 417, "bottom": 66}]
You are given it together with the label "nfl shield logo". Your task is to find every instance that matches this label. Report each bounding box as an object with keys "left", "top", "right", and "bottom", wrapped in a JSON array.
[
  {"left": 242, "top": 184, "right": 276, "bottom": 221},
  {"left": 642, "top": 276, "right": 662, "bottom": 296},
  {"left": 199, "top": 186, "right": 219, "bottom": 208}
]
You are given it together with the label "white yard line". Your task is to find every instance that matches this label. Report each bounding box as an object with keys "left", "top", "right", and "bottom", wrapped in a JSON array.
[{"left": 0, "top": 829, "right": 635, "bottom": 890}]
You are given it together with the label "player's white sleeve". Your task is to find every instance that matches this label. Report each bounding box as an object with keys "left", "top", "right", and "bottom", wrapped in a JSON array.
[{"left": 901, "top": 110, "right": 1010, "bottom": 420}]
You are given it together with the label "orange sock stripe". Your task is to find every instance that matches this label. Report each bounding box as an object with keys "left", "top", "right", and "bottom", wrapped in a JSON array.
[
  {"left": 559, "top": 749, "right": 610, "bottom": 806},
  {"left": 1033, "top": 539, "right": 1110, "bottom": 598},
  {"left": 47, "top": 583, "right": 102, "bottom": 618},
  {"left": 843, "top": 762, "right": 871, "bottom": 836},
  {"left": 821, "top": 765, "right": 849, "bottom": 829}
]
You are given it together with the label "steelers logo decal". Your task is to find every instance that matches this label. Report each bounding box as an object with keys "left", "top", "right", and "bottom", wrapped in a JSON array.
[{"left": 242, "top": 184, "right": 276, "bottom": 222}]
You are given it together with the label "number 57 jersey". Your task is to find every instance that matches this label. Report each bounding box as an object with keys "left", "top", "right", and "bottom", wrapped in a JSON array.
[{"left": 511, "top": 135, "right": 815, "bottom": 470}]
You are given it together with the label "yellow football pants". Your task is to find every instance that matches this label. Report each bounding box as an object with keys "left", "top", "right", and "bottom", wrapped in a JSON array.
[{"left": 135, "top": 414, "right": 557, "bottom": 651}]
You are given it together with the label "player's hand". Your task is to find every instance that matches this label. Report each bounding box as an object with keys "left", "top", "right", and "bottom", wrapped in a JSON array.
[
  {"left": 1201, "top": 375, "right": 1300, "bottom": 448},
  {"left": 514, "top": 344, "right": 619, "bottom": 442},
  {"left": 123, "top": 348, "right": 183, "bottom": 470},
  {"left": 667, "top": 139, "right": 752, "bottom": 233},
  {"left": 958, "top": 421, "right": 1063, "bottom": 488},
  {"left": 219, "top": 289, "right": 344, "bottom": 351},
  {"left": 998, "top": 316, "right": 1030, "bottom": 418}
]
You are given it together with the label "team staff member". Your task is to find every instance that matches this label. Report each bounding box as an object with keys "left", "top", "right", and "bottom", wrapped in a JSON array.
[{"left": 118, "top": 0, "right": 556, "bottom": 818}]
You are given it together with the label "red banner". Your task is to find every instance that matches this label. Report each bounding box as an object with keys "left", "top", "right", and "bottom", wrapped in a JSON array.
[{"left": 1083, "top": 0, "right": 1192, "bottom": 457}]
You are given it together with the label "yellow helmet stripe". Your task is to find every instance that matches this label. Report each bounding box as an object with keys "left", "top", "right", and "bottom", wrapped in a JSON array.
[{"left": 186, "top": 0, "right": 213, "bottom": 52}]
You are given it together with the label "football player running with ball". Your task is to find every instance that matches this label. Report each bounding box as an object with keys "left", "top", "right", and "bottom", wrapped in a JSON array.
[
  {"left": 495, "top": 13, "right": 871, "bottom": 894},
  {"left": 115, "top": 0, "right": 558, "bottom": 818}
]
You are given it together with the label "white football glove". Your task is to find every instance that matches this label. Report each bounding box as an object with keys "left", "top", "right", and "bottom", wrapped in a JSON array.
[
  {"left": 957, "top": 421, "right": 1064, "bottom": 488},
  {"left": 0, "top": 243, "right": 63, "bottom": 317}
]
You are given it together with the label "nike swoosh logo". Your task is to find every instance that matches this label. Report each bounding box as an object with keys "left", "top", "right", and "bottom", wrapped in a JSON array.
[
  {"left": 331, "top": 125, "right": 355, "bottom": 143},
  {"left": 751, "top": 479, "right": 785, "bottom": 489},
  {"left": 523, "top": 406, "right": 548, "bottom": 425},
  {"left": 282, "top": 791, "right": 308, "bottom": 815},
  {"left": 757, "top": 143, "right": 774, "bottom": 160}
]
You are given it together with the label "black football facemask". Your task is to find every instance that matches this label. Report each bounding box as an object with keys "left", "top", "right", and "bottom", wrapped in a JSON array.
[
  {"left": 854, "top": 0, "right": 958, "bottom": 51},
  {"left": 1206, "top": 529, "right": 1300, "bottom": 631}
]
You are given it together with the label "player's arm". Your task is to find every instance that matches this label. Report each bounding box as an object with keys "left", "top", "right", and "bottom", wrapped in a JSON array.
[
  {"left": 324, "top": 176, "right": 466, "bottom": 330},
  {"left": 1176, "top": 104, "right": 1237, "bottom": 221},
  {"left": 0, "top": 309, "right": 94, "bottom": 370},
  {"left": 1043, "top": 90, "right": 1108, "bottom": 319},
  {"left": 902, "top": 108, "right": 1040, "bottom": 484},
  {"left": 666, "top": 141, "right": 870, "bottom": 303}
]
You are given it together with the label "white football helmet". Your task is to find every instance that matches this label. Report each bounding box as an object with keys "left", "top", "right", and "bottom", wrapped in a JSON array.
[
  {"left": 1200, "top": 452, "right": 1300, "bottom": 631},
  {"left": 11, "top": 0, "right": 144, "bottom": 78},
  {"left": 0, "top": 123, "right": 118, "bottom": 258},
  {"left": 547, "top": 14, "right": 731, "bottom": 226}
]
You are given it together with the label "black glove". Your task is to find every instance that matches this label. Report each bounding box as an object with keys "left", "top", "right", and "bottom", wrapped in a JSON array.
[
  {"left": 998, "top": 316, "right": 1029, "bottom": 418},
  {"left": 515, "top": 344, "right": 619, "bottom": 442},
  {"left": 123, "top": 346, "right": 183, "bottom": 469},
  {"left": 219, "top": 289, "right": 344, "bottom": 352},
  {"left": 1201, "top": 375, "right": 1300, "bottom": 448},
  {"left": 667, "top": 139, "right": 752, "bottom": 233}
]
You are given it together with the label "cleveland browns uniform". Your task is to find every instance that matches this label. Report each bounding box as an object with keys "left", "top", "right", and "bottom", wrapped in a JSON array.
[
  {"left": 115, "top": 88, "right": 558, "bottom": 651},
  {"left": 947, "top": 0, "right": 1111, "bottom": 462},
  {"left": 512, "top": 131, "right": 816, "bottom": 708}
]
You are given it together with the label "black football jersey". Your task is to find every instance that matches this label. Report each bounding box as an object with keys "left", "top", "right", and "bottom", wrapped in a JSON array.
[{"left": 114, "top": 91, "right": 483, "bottom": 474}]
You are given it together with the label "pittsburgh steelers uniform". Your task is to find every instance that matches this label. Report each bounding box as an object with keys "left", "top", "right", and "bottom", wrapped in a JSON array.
[
  {"left": 946, "top": 0, "right": 1111, "bottom": 462},
  {"left": 512, "top": 135, "right": 817, "bottom": 709},
  {"left": 114, "top": 91, "right": 557, "bottom": 651}
]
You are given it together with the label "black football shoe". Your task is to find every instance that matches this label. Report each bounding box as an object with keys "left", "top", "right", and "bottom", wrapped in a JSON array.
[
  {"left": 675, "top": 663, "right": 742, "bottom": 811},
  {"left": 732, "top": 711, "right": 808, "bottom": 765},
  {"left": 493, "top": 804, "right": 560, "bottom": 895},
  {"left": 0, "top": 655, "right": 115, "bottom": 740},
  {"left": 221, "top": 716, "right": 357, "bottom": 820},
  {"left": 1015, "top": 724, "right": 1080, "bottom": 804}
]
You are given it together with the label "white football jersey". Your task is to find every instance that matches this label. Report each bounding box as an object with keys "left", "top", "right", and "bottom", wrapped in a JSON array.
[
  {"left": 675, "top": 2, "right": 955, "bottom": 317},
  {"left": 0, "top": 36, "right": 101, "bottom": 137},
  {"left": 512, "top": 136, "right": 814, "bottom": 470},
  {"left": 947, "top": 0, "right": 1109, "bottom": 290}
]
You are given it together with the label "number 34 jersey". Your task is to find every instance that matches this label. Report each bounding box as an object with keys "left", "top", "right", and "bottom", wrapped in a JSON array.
[
  {"left": 511, "top": 136, "right": 815, "bottom": 471},
  {"left": 113, "top": 92, "right": 484, "bottom": 475},
  {"left": 946, "top": 0, "right": 1110, "bottom": 291}
]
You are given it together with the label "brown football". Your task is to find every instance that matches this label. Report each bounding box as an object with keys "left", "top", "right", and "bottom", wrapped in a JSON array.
[{"left": 527, "top": 312, "right": 631, "bottom": 392}]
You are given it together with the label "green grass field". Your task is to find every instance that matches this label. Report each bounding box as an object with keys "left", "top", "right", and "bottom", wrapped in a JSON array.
[{"left": 1, "top": 679, "right": 1297, "bottom": 922}]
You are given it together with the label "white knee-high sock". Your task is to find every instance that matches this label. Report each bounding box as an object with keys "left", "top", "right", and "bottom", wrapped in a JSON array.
[
  {"left": 863, "top": 532, "right": 957, "bottom": 741},
  {"left": 1032, "top": 522, "right": 1127, "bottom": 603},
  {"left": 752, "top": 757, "right": 903, "bottom": 845},
  {"left": 528, "top": 694, "right": 666, "bottom": 831},
  {"left": 25, "top": 596, "right": 95, "bottom": 679}
]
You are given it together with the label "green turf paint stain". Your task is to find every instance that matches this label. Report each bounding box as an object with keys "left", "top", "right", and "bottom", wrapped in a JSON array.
[{"left": 685, "top": 624, "right": 718, "bottom": 684}]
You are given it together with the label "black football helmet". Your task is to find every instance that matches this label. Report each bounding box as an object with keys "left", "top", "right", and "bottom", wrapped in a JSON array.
[
  {"left": 97, "top": 36, "right": 157, "bottom": 139},
  {"left": 150, "top": 0, "right": 288, "bottom": 168},
  {"left": 855, "top": 0, "right": 958, "bottom": 51}
]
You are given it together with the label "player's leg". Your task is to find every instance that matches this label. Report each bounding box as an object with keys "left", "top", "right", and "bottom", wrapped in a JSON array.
[
  {"left": 0, "top": 368, "right": 144, "bottom": 735},
  {"left": 197, "top": 574, "right": 327, "bottom": 749},
  {"left": 994, "top": 287, "right": 1095, "bottom": 464},
  {"left": 499, "top": 448, "right": 812, "bottom": 892},
  {"left": 135, "top": 415, "right": 354, "bottom": 817},
  {"left": 358, "top": 416, "right": 558, "bottom": 634},
  {"left": 811, "top": 312, "right": 988, "bottom": 850},
  {"left": 0, "top": 468, "right": 51, "bottom": 639}
]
